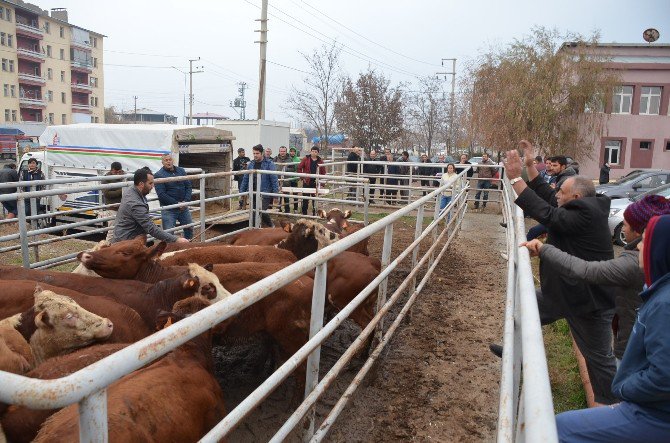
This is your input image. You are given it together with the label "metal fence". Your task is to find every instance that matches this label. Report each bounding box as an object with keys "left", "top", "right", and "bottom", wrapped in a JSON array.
[
  {"left": 496, "top": 174, "right": 558, "bottom": 442},
  {"left": 0, "top": 167, "right": 470, "bottom": 442}
]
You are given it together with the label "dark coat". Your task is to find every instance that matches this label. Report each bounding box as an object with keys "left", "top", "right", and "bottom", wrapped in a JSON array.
[
  {"left": 456, "top": 161, "right": 473, "bottom": 178},
  {"left": 232, "top": 155, "right": 250, "bottom": 183},
  {"left": 363, "top": 158, "right": 383, "bottom": 174},
  {"left": 153, "top": 166, "right": 192, "bottom": 207},
  {"left": 346, "top": 152, "right": 360, "bottom": 174},
  {"left": 0, "top": 166, "right": 19, "bottom": 195},
  {"left": 19, "top": 168, "right": 45, "bottom": 192},
  {"left": 599, "top": 164, "right": 611, "bottom": 185},
  {"left": 515, "top": 176, "right": 614, "bottom": 315}
]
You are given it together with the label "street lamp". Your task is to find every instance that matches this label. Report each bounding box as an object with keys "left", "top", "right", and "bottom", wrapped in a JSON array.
[{"left": 171, "top": 66, "right": 187, "bottom": 124}]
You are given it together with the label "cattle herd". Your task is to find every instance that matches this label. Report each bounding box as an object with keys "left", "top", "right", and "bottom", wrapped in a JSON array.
[{"left": 0, "top": 209, "right": 381, "bottom": 442}]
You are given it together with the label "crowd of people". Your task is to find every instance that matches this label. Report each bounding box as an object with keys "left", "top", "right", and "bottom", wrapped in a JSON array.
[{"left": 501, "top": 140, "right": 670, "bottom": 442}]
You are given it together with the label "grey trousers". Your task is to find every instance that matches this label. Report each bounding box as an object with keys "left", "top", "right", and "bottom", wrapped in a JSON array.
[{"left": 536, "top": 288, "right": 617, "bottom": 405}]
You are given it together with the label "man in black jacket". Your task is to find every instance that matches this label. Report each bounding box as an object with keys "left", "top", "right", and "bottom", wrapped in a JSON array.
[
  {"left": 363, "top": 150, "right": 383, "bottom": 203},
  {"left": 0, "top": 163, "right": 19, "bottom": 218},
  {"left": 505, "top": 140, "right": 617, "bottom": 405},
  {"left": 346, "top": 146, "right": 361, "bottom": 199},
  {"left": 233, "top": 148, "right": 250, "bottom": 210}
]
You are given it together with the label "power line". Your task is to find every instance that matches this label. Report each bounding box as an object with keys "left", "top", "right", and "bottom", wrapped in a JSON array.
[
  {"left": 267, "top": 60, "right": 309, "bottom": 74},
  {"left": 296, "top": 0, "right": 442, "bottom": 68},
  {"left": 105, "top": 63, "right": 186, "bottom": 69}
]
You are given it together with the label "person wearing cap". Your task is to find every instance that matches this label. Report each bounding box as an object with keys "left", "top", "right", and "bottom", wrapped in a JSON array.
[
  {"left": 556, "top": 214, "right": 670, "bottom": 442},
  {"left": 523, "top": 194, "right": 670, "bottom": 365},
  {"left": 233, "top": 148, "right": 250, "bottom": 210}
]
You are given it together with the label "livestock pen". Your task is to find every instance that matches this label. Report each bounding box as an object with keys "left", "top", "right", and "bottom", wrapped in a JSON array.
[{"left": 0, "top": 164, "right": 557, "bottom": 442}]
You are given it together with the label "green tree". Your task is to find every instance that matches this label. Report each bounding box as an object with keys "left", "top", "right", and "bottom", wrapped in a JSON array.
[
  {"left": 463, "top": 27, "right": 618, "bottom": 160},
  {"left": 335, "top": 69, "right": 404, "bottom": 153}
]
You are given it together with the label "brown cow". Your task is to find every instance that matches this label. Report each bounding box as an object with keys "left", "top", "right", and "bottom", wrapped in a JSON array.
[
  {"left": 227, "top": 227, "right": 289, "bottom": 246},
  {"left": 0, "top": 326, "right": 34, "bottom": 374},
  {"left": 318, "top": 208, "right": 370, "bottom": 255},
  {"left": 0, "top": 281, "right": 151, "bottom": 343},
  {"left": 159, "top": 245, "right": 296, "bottom": 267},
  {"left": 1, "top": 343, "right": 127, "bottom": 443},
  {"left": 33, "top": 297, "right": 227, "bottom": 443},
  {"left": 0, "top": 289, "right": 114, "bottom": 364}
]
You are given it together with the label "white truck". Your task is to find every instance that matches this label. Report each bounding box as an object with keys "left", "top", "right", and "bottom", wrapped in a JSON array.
[
  {"left": 215, "top": 120, "right": 290, "bottom": 155},
  {"left": 18, "top": 124, "right": 234, "bottom": 228}
]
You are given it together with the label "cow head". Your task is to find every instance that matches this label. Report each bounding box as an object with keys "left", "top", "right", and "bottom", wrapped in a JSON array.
[
  {"left": 77, "top": 236, "right": 166, "bottom": 279},
  {"left": 155, "top": 296, "right": 213, "bottom": 330},
  {"left": 29, "top": 287, "right": 114, "bottom": 364},
  {"left": 318, "top": 208, "right": 352, "bottom": 233},
  {"left": 277, "top": 219, "right": 339, "bottom": 259},
  {"left": 187, "top": 263, "right": 231, "bottom": 302}
]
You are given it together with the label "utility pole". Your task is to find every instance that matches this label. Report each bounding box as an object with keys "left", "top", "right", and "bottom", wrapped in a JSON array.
[
  {"left": 188, "top": 58, "right": 204, "bottom": 125},
  {"left": 133, "top": 95, "right": 138, "bottom": 124},
  {"left": 255, "top": 0, "right": 268, "bottom": 120},
  {"left": 437, "top": 58, "right": 456, "bottom": 154},
  {"left": 171, "top": 66, "right": 188, "bottom": 124}
]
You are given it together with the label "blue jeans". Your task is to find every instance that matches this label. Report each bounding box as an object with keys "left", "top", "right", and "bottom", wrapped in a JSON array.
[
  {"left": 161, "top": 207, "right": 193, "bottom": 239},
  {"left": 556, "top": 402, "right": 670, "bottom": 442},
  {"left": 474, "top": 181, "right": 491, "bottom": 208},
  {"left": 439, "top": 195, "right": 452, "bottom": 211}
]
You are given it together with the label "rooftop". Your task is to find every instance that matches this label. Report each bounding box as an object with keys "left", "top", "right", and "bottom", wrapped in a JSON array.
[{"left": 2, "top": 0, "right": 106, "bottom": 37}]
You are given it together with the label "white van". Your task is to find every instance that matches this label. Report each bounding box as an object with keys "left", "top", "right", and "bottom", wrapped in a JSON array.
[{"left": 19, "top": 124, "right": 234, "bottom": 228}]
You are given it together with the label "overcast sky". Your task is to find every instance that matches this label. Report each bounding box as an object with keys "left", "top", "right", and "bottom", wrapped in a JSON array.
[{"left": 33, "top": 0, "right": 670, "bottom": 125}]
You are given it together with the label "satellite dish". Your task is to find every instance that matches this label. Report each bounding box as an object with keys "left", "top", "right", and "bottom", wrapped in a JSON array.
[{"left": 643, "top": 28, "right": 660, "bottom": 43}]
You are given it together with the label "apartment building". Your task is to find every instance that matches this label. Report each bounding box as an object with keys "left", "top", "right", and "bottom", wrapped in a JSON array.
[
  {"left": 561, "top": 43, "right": 670, "bottom": 179},
  {"left": 0, "top": 0, "right": 104, "bottom": 126}
]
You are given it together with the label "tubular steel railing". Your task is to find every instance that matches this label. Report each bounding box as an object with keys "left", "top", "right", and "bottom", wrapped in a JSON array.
[
  {"left": 0, "top": 168, "right": 470, "bottom": 443},
  {"left": 496, "top": 175, "right": 557, "bottom": 443}
]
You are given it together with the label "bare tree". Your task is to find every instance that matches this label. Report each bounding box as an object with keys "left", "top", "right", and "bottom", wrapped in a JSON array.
[
  {"left": 285, "top": 42, "right": 342, "bottom": 151},
  {"left": 405, "top": 76, "right": 449, "bottom": 156},
  {"left": 103, "top": 106, "right": 122, "bottom": 124},
  {"left": 462, "top": 27, "right": 619, "bottom": 160},
  {"left": 335, "top": 69, "right": 404, "bottom": 153}
]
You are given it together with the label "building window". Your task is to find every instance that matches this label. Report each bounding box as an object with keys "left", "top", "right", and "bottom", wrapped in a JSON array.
[
  {"left": 612, "top": 86, "right": 633, "bottom": 114},
  {"left": 59, "top": 26, "right": 64, "bottom": 38},
  {"left": 11, "top": 110, "right": 16, "bottom": 122},
  {"left": 7, "top": 34, "right": 12, "bottom": 47},
  {"left": 640, "top": 87, "right": 661, "bottom": 115},
  {"left": 48, "top": 113, "right": 54, "bottom": 124},
  {"left": 1, "top": 32, "right": 5, "bottom": 46},
  {"left": 47, "top": 68, "right": 52, "bottom": 80},
  {"left": 61, "top": 92, "right": 66, "bottom": 103},
  {"left": 60, "top": 48, "right": 65, "bottom": 60},
  {"left": 61, "top": 114, "right": 66, "bottom": 124},
  {"left": 90, "top": 77, "right": 97, "bottom": 87},
  {"left": 44, "top": 21, "right": 49, "bottom": 34},
  {"left": 6, "top": 9, "right": 11, "bottom": 22},
  {"left": 47, "top": 90, "right": 53, "bottom": 102},
  {"left": 4, "top": 109, "right": 9, "bottom": 121},
  {"left": 61, "top": 71, "right": 65, "bottom": 82},
  {"left": 92, "top": 57, "right": 98, "bottom": 68},
  {"left": 46, "top": 45, "right": 52, "bottom": 57},
  {"left": 605, "top": 140, "right": 622, "bottom": 165},
  {"left": 2, "top": 84, "right": 7, "bottom": 97},
  {"left": 1, "top": 59, "right": 6, "bottom": 71},
  {"left": 639, "top": 141, "right": 652, "bottom": 150},
  {"left": 9, "top": 60, "right": 13, "bottom": 72},
  {"left": 0, "top": 8, "right": 3, "bottom": 20},
  {"left": 10, "top": 85, "right": 15, "bottom": 98}
]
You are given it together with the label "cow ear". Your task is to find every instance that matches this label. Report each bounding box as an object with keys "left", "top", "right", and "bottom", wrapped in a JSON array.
[
  {"left": 33, "top": 284, "right": 43, "bottom": 296},
  {"left": 147, "top": 241, "right": 168, "bottom": 260},
  {"left": 317, "top": 209, "right": 327, "bottom": 218},
  {"left": 204, "top": 263, "right": 214, "bottom": 272},
  {"left": 281, "top": 221, "right": 293, "bottom": 233},
  {"left": 35, "top": 310, "right": 53, "bottom": 329},
  {"left": 183, "top": 277, "right": 198, "bottom": 289},
  {"left": 344, "top": 210, "right": 352, "bottom": 219},
  {"left": 341, "top": 220, "right": 349, "bottom": 229}
]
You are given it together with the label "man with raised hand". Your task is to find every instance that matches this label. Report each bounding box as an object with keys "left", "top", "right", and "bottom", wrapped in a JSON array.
[{"left": 503, "top": 140, "right": 616, "bottom": 405}]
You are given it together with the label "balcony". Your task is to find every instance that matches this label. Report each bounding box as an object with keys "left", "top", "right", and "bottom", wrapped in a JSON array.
[
  {"left": 72, "top": 103, "right": 93, "bottom": 113},
  {"left": 17, "top": 47, "right": 45, "bottom": 63},
  {"left": 15, "top": 22, "right": 43, "bottom": 40},
  {"left": 71, "top": 82, "right": 93, "bottom": 93},
  {"left": 19, "top": 95, "right": 46, "bottom": 109},
  {"left": 70, "top": 60, "right": 93, "bottom": 73},
  {"left": 18, "top": 72, "right": 46, "bottom": 86},
  {"left": 70, "top": 40, "right": 92, "bottom": 51}
]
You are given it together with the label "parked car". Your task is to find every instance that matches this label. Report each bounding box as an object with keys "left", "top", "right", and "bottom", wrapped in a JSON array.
[
  {"left": 596, "top": 170, "right": 670, "bottom": 200},
  {"left": 608, "top": 183, "right": 670, "bottom": 245}
]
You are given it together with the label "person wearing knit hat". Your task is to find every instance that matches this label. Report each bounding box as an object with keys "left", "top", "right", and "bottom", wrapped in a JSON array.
[
  {"left": 556, "top": 215, "right": 670, "bottom": 441},
  {"left": 624, "top": 194, "right": 670, "bottom": 235},
  {"left": 522, "top": 193, "right": 670, "bottom": 367}
]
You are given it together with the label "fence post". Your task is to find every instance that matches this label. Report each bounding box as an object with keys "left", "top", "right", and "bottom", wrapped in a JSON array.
[
  {"left": 199, "top": 175, "right": 207, "bottom": 242},
  {"left": 408, "top": 166, "right": 414, "bottom": 205},
  {"left": 29, "top": 185, "right": 39, "bottom": 263},
  {"left": 410, "top": 204, "right": 424, "bottom": 295},
  {"left": 16, "top": 197, "right": 30, "bottom": 268},
  {"left": 429, "top": 191, "right": 441, "bottom": 267},
  {"left": 356, "top": 162, "right": 361, "bottom": 202},
  {"left": 374, "top": 224, "right": 394, "bottom": 344},
  {"left": 247, "top": 172, "right": 255, "bottom": 228},
  {"left": 79, "top": 389, "right": 108, "bottom": 443},
  {"left": 254, "top": 171, "right": 261, "bottom": 228},
  {"left": 363, "top": 180, "right": 369, "bottom": 226},
  {"left": 303, "top": 262, "right": 328, "bottom": 440}
]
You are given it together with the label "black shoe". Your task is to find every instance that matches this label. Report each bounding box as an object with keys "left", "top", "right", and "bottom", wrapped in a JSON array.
[
  {"left": 489, "top": 343, "right": 503, "bottom": 358},
  {"left": 499, "top": 222, "right": 507, "bottom": 228}
]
